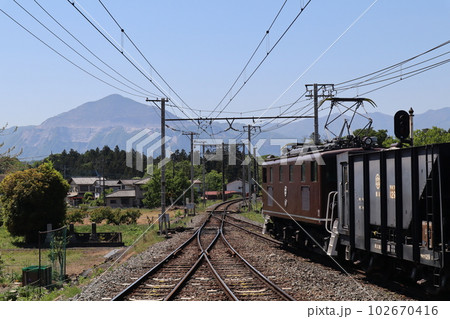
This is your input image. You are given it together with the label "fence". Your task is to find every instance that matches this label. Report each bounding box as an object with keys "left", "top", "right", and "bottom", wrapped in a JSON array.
[{"left": 37, "top": 225, "right": 67, "bottom": 288}]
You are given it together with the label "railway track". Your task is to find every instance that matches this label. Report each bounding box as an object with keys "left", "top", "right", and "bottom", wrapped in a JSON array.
[{"left": 112, "top": 199, "right": 294, "bottom": 301}]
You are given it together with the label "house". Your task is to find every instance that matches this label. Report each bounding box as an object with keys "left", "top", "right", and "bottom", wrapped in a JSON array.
[
  {"left": 105, "top": 177, "right": 150, "bottom": 208},
  {"left": 67, "top": 177, "right": 105, "bottom": 206},
  {"left": 226, "top": 179, "right": 249, "bottom": 194},
  {"left": 106, "top": 189, "right": 138, "bottom": 208}
]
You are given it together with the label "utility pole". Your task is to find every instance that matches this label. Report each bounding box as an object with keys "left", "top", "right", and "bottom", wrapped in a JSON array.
[
  {"left": 247, "top": 125, "right": 252, "bottom": 209},
  {"left": 253, "top": 146, "right": 258, "bottom": 196},
  {"left": 183, "top": 131, "right": 199, "bottom": 215},
  {"left": 222, "top": 142, "right": 226, "bottom": 201},
  {"left": 305, "top": 84, "right": 335, "bottom": 145},
  {"left": 147, "top": 97, "right": 168, "bottom": 235},
  {"left": 202, "top": 143, "right": 206, "bottom": 207},
  {"left": 244, "top": 125, "right": 261, "bottom": 210},
  {"left": 241, "top": 143, "right": 246, "bottom": 203}
]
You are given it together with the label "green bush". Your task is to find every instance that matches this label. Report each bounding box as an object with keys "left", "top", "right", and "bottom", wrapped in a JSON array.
[
  {"left": 124, "top": 208, "right": 142, "bottom": 224},
  {"left": 106, "top": 208, "right": 142, "bottom": 225},
  {"left": 83, "top": 192, "right": 94, "bottom": 203},
  {"left": 65, "top": 209, "right": 87, "bottom": 224},
  {"left": 89, "top": 207, "right": 112, "bottom": 224}
]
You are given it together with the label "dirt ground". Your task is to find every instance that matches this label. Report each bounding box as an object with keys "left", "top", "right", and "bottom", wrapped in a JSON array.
[
  {"left": 67, "top": 207, "right": 187, "bottom": 277},
  {"left": 65, "top": 247, "right": 123, "bottom": 278}
]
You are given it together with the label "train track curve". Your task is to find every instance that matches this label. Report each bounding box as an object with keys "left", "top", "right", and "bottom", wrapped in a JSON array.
[{"left": 112, "top": 199, "right": 294, "bottom": 301}]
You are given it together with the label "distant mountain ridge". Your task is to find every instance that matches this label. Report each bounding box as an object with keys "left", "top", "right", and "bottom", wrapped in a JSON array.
[
  {"left": 40, "top": 94, "right": 165, "bottom": 130},
  {"left": 2, "top": 94, "right": 450, "bottom": 160}
]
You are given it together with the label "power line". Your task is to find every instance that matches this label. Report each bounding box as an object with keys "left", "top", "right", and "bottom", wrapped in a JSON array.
[
  {"left": 258, "top": 44, "right": 450, "bottom": 136},
  {"left": 13, "top": 0, "right": 157, "bottom": 99},
  {"left": 0, "top": 7, "right": 153, "bottom": 99},
  {"left": 335, "top": 40, "right": 449, "bottom": 87},
  {"left": 33, "top": 0, "right": 158, "bottom": 98},
  {"left": 67, "top": 0, "right": 202, "bottom": 134},
  {"left": 209, "top": 0, "right": 313, "bottom": 120},
  {"left": 97, "top": 0, "right": 199, "bottom": 118},
  {"left": 209, "top": 0, "right": 288, "bottom": 117},
  {"left": 253, "top": 0, "right": 379, "bottom": 124}
]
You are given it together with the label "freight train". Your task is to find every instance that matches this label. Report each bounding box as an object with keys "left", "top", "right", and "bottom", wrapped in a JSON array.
[{"left": 261, "top": 112, "right": 450, "bottom": 292}]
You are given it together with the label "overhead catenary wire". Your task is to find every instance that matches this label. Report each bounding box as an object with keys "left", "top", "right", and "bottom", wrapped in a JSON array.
[
  {"left": 208, "top": 0, "right": 289, "bottom": 117},
  {"left": 67, "top": 0, "right": 206, "bottom": 135},
  {"left": 33, "top": 0, "right": 158, "bottom": 98},
  {"left": 0, "top": 7, "right": 154, "bottom": 99},
  {"left": 209, "top": 0, "right": 313, "bottom": 121},
  {"left": 335, "top": 40, "right": 450, "bottom": 88},
  {"left": 97, "top": 0, "right": 197, "bottom": 118},
  {"left": 13, "top": 0, "right": 156, "bottom": 99},
  {"left": 258, "top": 42, "right": 450, "bottom": 136},
  {"left": 253, "top": 0, "right": 380, "bottom": 124}
]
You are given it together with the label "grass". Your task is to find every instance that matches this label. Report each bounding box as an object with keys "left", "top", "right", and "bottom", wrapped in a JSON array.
[
  {"left": 239, "top": 200, "right": 265, "bottom": 224},
  {"left": 0, "top": 203, "right": 210, "bottom": 300},
  {"left": 0, "top": 227, "right": 25, "bottom": 249}
]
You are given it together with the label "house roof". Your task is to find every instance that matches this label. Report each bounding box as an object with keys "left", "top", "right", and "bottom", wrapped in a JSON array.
[
  {"left": 70, "top": 177, "right": 105, "bottom": 185},
  {"left": 205, "top": 191, "right": 240, "bottom": 195},
  {"left": 133, "top": 177, "right": 151, "bottom": 185},
  {"left": 106, "top": 189, "right": 136, "bottom": 198},
  {"left": 227, "top": 179, "right": 248, "bottom": 185},
  {"left": 103, "top": 180, "right": 121, "bottom": 187}
]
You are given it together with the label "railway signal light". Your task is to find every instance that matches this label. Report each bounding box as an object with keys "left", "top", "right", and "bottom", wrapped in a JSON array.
[{"left": 394, "top": 110, "right": 410, "bottom": 140}]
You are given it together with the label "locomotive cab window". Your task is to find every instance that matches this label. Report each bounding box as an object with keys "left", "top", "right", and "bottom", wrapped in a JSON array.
[
  {"left": 301, "top": 163, "right": 306, "bottom": 182},
  {"left": 289, "top": 164, "right": 293, "bottom": 182},
  {"left": 279, "top": 166, "right": 283, "bottom": 182},
  {"left": 262, "top": 167, "right": 267, "bottom": 183},
  {"left": 269, "top": 167, "right": 273, "bottom": 182}
]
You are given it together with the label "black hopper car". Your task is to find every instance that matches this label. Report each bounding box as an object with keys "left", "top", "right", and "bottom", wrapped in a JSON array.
[{"left": 262, "top": 140, "right": 450, "bottom": 292}]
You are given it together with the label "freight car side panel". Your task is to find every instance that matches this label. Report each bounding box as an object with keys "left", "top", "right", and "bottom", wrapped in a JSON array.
[
  {"left": 368, "top": 154, "right": 381, "bottom": 226},
  {"left": 401, "top": 150, "right": 413, "bottom": 229},
  {"left": 353, "top": 160, "right": 365, "bottom": 250},
  {"left": 386, "top": 153, "right": 396, "bottom": 228},
  {"left": 344, "top": 143, "right": 450, "bottom": 269}
]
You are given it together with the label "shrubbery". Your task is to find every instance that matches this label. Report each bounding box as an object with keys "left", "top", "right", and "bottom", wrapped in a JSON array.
[
  {"left": 65, "top": 209, "right": 88, "bottom": 224},
  {"left": 89, "top": 207, "right": 112, "bottom": 224},
  {"left": 87, "top": 207, "right": 141, "bottom": 225}
]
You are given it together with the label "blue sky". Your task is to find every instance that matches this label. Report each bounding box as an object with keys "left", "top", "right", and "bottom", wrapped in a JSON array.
[{"left": 1, "top": 0, "right": 449, "bottom": 130}]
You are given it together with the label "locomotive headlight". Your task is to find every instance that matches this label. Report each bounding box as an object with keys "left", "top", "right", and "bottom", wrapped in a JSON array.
[{"left": 364, "top": 137, "right": 373, "bottom": 145}]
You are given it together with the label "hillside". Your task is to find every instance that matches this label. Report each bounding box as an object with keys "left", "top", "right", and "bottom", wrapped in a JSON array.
[{"left": 2, "top": 94, "right": 450, "bottom": 160}]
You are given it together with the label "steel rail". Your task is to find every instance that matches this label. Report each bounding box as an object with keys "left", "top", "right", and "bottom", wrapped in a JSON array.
[
  {"left": 220, "top": 216, "right": 283, "bottom": 246},
  {"left": 112, "top": 199, "right": 244, "bottom": 301},
  {"left": 219, "top": 228, "right": 296, "bottom": 301},
  {"left": 111, "top": 218, "right": 207, "bottom": 301},
  {"left": 225, "top": 214, "right": 264, "bottom": 228},
  {"left": 164, "top": 202, "right": 240, "bottom": 301}
]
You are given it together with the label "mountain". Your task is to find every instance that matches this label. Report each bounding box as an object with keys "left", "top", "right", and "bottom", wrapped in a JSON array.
[
  {"left": 2, "top": 94, "right": 450, "bottom": 160},
  {"left": 40, "top": 94, "right": 163, "bottom": 130}
]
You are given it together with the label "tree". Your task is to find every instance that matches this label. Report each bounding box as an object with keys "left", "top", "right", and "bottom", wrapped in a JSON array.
[
  {"left": 205, "top": 170, "right": 222, "bottom": 191},
  {"left": 0, "top": 162, "right": 70, "bottom": 243},
  {"left": 413, "top": 127, "right": 450, "bottom": 146},
  {"left": 143, "top": 164, "right": 190, "bottom": 208}
]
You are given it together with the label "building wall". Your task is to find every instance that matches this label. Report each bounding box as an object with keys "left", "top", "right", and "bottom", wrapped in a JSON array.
[{"left": 226, "top": 180, "right": 249, "bottom": 193}]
